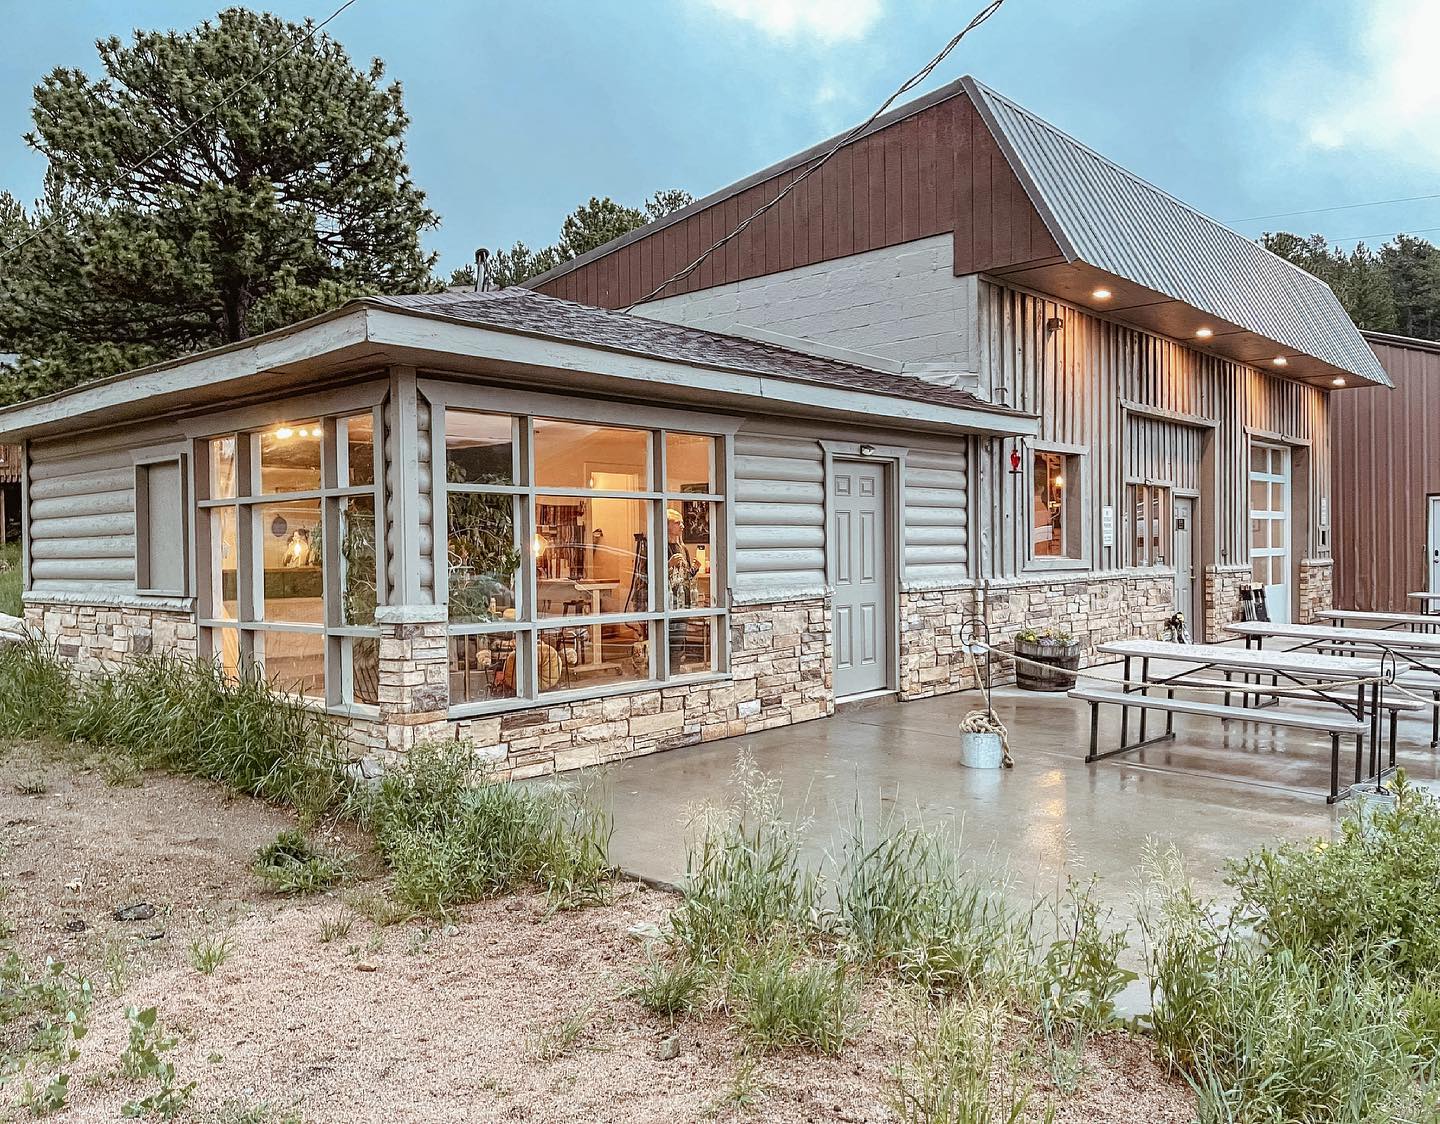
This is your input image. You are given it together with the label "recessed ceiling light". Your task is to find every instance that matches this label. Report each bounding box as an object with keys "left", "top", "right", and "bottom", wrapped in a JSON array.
[
  {"left": 1195, "top": 327, "right": 1214, "bottom": 339},
  {"left": 1271, "top": 356, "right": 1288, "bottom": 367},
  {"left": 276, "top": 427, "right": 293, "bottom": 439},
  {"left": 1091, "top": 287, "right": 1113, "bottom": 300},
  {"left": 1332, "top": 377, "right": 1346, "bottom": 386}
]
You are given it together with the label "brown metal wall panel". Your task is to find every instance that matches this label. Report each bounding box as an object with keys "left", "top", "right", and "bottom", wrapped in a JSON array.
[
  {"left": 533, "top": 90, "right": 1055, "bottom": 309},
  {"left": 1333, "top": 338, "right": 1440, "bottom": 610}
]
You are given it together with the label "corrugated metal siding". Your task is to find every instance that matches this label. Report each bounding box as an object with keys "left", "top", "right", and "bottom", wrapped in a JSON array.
[
  {"left": 974, "top": 281, "right": 1329, "bottom": 578},
  {"left": 27, "top": 441, "right": 136, "bottom": 594},
  {"left": 732, "top": 430, "right": 827, "bottom": 601},
  {"left": 1333, "top": 337, "right": 1440, "bottom": 610},
  {"left": 904, "top": 445, "right": 969, "bottom": 586},
  {"left": 970, "top": 80, "right": 1389, "bottom": 386}
]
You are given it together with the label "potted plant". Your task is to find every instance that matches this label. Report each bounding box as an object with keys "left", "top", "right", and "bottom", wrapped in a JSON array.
[{"left": 1012, "top": 626, "right": 1081, "bottom": 692}]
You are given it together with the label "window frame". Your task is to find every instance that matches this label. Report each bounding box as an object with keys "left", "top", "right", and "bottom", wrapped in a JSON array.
[
  {"left": 193, "top": 409, "right": 385, "bottom": 713},
  {"left": 134, "top": 453, "right": 190, "bottom": 597},
  {"left": 435, "top": 403, "right": 733, "bottom": 719},
  {"left": 1027, "top": 444, "right": 1087, "bottom": 569},
  {"left": 1128, "top": 482, "right": 1173, "bottom": 568}
]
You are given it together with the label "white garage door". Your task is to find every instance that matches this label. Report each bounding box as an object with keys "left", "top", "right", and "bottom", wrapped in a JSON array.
[{"left": 1249, "top": 442, "right": 1291, "bottom": 623}]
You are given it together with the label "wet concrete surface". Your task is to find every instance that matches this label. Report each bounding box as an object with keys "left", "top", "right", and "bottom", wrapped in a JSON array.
[{"left": 593, "top": 668, "right": 1440, "bottom": 917}]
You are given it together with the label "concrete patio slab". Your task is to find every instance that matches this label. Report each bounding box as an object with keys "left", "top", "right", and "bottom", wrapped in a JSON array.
[{"left": 591, "top": 675, "right": 1440, "bottom": 918}]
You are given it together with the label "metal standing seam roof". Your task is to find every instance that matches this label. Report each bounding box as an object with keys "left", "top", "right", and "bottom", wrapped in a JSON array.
[
  {"left": 963, "top": 78, "right": 1392, "bottom": 387},
  {"left": 362, "top": 289, "right": 1027, "bottom": 416}
]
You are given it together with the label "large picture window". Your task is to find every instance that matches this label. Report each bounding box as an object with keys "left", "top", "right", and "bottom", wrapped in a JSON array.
[
  {"left": 443, "top": 410, "right": 726, "bottom": 713},
  {"left": 196, "top": 413, "right": 381, "bottom": 708}
]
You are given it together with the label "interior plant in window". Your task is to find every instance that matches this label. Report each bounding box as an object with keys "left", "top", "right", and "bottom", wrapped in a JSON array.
[{"left": 447, "top": 472, "right": 521, "bottom": 624}]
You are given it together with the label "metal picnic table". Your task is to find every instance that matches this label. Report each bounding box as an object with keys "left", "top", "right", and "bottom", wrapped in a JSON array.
[
  {"left": 1317, "top": 608, "right": 1440, "bottom": 633},
  {"left": 1093, "top": 638, "right": 1392, "bottom": 797},
  {"left": 1410, "top": 592, "right": 1440, "bottom": 615},
  {"left": 1225, "top": 620, "right": 1440, "bottom": 677}
]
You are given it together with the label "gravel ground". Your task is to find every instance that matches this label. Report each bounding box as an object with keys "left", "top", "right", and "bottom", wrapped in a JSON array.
[{"left": 0, "top": 745, "right": 1194, "bottom": 1122}]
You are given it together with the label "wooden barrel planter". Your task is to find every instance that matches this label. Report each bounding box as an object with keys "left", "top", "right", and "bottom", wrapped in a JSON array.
[{"left": 1013, "top": 635, "right": 1082, "bottom": 692}]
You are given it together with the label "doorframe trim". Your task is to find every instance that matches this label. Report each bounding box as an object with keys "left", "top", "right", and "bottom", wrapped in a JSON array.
[{"left": 821, "top": 442, "right": 905, "bottom": 698}]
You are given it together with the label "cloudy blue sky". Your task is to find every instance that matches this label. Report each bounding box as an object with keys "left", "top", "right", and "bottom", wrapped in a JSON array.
[{"left": 3, "top": 0, "right": 1438, "bottom": 278}]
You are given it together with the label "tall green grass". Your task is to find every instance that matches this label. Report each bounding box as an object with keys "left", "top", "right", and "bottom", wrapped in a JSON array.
[
  {"left": 0, "top": 541, "right": 21, "bottom": 618},
  {"left": 0, "top": 642, "right": 344, "bottom": 822}
]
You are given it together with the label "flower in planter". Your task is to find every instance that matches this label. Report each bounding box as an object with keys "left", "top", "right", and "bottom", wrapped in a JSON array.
[{"left": 1015, "top": 626, "right": 1076, "bottom": 647}]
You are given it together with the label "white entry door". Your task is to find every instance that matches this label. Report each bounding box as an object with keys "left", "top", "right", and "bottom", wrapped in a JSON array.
[
  {"left": 831, "top": 460, "right": 892, "bottom": 698},
  {"left": 1249, "top": 442, "right": 1292, "bottom": 623},
  {"left": 1429, "top": 496, "right": 1440, "bottom": 593}
]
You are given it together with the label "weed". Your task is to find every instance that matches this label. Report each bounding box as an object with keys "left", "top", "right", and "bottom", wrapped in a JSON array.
[
  {"left": 214, "top": 1099, "right": 303, "bottom": 1124},
  {"left": 118, "top": 1005, "right": 193, "bottom": 1119},
  {"left": 187, "top": 933, "right": 234, "bottom": 975},
  {"left": 629, "top": 952, "right": 707, "bottom": 1021},
  {"left": 669, "top": 755, "right": 817, "bottom": 963},
  {"left": 525, "top": 1000, "right": 596, "bottom": 1062},
  {"left": 0, "top": 541, "right": 22, "bottom": 617},
  {"left": 1032, "top": 877, "right": 1136, "bottom": 1027},
  {"left": 703, "top": 1056, "right": 770, "bottom": 1116},
  {"left": 103, "top": 938, "right": 131, "bottom": 996},
  {"left": 13, "top": 775, "right": 47, "bottom": 796},
  {"left": 344, "top": 891, "right": 411, "bottom": 928},
  {"left": 101, "top": 754, "right": 144, "bottom": 788},
  {"left": 18, "top": 1073, "right": 70, "bottom": 1117},
  {"left": 725, "top": 941, "right": 860, "bottom": 1055},
  {"left": 252, "top": 830, "right": 350, "bottom": 895},
  {"left": 832, "top": 810, "right": 1015, "bottom": 994},
  {"left": 317, "top": 911, "right": 356, "bottom": 944},
  {"left": 889, "top": 1000, "right": 1048, "bottom": 1124}
]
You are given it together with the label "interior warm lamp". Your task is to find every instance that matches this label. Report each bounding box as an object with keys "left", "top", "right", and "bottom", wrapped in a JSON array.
[
  {"left": 1272, "top": 356, "right": 1288, "bottom": 367},
  {"left": 276, "top": 427, "right": 293, "bottom": 439},
  {"left": 1332, "top": 377, "right": 1346, "bottom": 386},
  {"left": 1053, "top": 475, "right": 1064, "bottom": 487},
  {"left": 1195, "top": 327, "right": 1213, "bottom": 339},
  {"left": 1091, "top": 287, "right": 1113, "bottom": 300},
  {"left": 532, "top": 534, "right": 548, "bottom": 557}
]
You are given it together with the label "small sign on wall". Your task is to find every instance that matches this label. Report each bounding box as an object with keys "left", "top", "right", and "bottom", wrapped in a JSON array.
[
  {"left": 1101, "top": 505, "right": 1115, "bottom": 548},
  {"left": 1320, "top": 498, "right": 1329, "bottom": 529}
]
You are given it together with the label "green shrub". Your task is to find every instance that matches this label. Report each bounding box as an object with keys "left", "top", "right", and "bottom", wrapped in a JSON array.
[
  {"left": 357, "top": 741, "right": 613, "bottom": 915},
  {"left": 252, "top": 830, "right": 350, "bottom": 895},
  {"left": 1139, "top": 844, "right": 1435, "bottom": 1122},
  {"left": 1031, "top": 877, "right": 1136, "bottom": 1027},
  {"left": 725, "top": 941, "right": 860, "bottom": 1055},
  {"left": 1229, "top": 774, "right": 1440, "bottom": 979},
  {"left": 0, "top": 641, "right": 72, "bottom": 739}
]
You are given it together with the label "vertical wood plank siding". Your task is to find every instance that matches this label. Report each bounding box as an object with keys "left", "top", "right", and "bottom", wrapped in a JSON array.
[
  {"left": 27, "top": 440, "right": 138, "bottom": 593},
  {"left": 974, "top": 281, "right": 1330, "bottom": 578},
  {"left": 1333, "top": 338, "right": 1440, "bottom": 611},
  {"left": 535, "top": 93, "right": 1059, "bottom": 310}
]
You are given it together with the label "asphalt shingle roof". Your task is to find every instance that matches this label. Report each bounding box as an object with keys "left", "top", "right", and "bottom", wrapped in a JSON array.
[{"left": 362, "top": 288, "right": 1022, "bottom": 415}]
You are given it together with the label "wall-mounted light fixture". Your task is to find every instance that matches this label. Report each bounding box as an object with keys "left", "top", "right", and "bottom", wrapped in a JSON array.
[{"left": 859, "top": 444, "right": 875, "bottom": 457}]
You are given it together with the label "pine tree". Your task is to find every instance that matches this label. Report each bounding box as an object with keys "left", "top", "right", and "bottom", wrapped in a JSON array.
[{"left": 0, "top": 7, "right": 438, "bottom": 400}]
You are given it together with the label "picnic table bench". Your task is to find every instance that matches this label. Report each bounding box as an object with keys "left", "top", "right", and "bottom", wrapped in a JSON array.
[{"left": 1079, "top": 639, "right": 1408, "bottom": 801}]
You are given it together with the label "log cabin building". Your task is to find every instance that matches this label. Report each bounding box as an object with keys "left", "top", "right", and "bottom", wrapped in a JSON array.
[{"left": 0, "top": 77, "right": 1390, "bottom": 773}]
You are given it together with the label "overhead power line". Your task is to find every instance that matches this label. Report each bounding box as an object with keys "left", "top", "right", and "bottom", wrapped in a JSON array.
[
  {"left": 0, "top": 0, "right": 361, "bottom": 266},
  {"left": 622, "top": 0, "right": 1008, "bottom": 312},
  {"left": 1229, "top": 191, "right": 1440, "bottom": 225}
]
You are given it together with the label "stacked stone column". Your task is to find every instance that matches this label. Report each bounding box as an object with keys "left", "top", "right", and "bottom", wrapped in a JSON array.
[{"left": 374, "top": 604, "right": 450, "bottom": 752}]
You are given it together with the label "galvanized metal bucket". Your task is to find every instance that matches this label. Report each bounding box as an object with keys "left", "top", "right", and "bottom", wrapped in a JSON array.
[{"left": 960, "top": 730, "right": 1004, "bottom": 769}]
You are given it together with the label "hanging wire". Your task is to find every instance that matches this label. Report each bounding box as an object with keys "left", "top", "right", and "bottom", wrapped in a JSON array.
[{"left": 621, "top": 0, "right": 1008, "bottom": 312}]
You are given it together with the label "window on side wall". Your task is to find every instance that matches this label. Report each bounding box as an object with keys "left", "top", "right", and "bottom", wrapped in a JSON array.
[
  {"left": 1031, "top": 450, "right": 1083, "bottom": 561},
  {"left": 194, "top": 412, "right": 381, "bottom": 709},
  {"left": 443, "top": 409, "right": 727, "bottom": 714}
]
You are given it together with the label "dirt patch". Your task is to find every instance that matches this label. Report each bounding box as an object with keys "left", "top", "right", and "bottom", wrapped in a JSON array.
[{"left": 1, "top": 746, "right": 1193, "bottom": 1122}]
